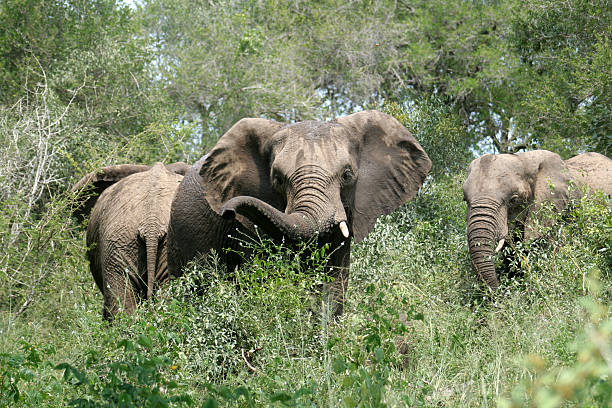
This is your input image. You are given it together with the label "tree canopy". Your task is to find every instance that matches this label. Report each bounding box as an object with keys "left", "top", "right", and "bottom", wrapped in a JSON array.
[{"left": 0, "top": 0, "right": 609, "bottom": 189}]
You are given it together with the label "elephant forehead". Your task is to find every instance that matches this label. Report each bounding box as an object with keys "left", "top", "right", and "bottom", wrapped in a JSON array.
[
  {"left": 465, "top": 155, "right": 527, "bottom": 195},
  {"left": 471, "top": 154, "right": 525, "bottom": 176},
  {"left": 283, "top": 120, "right": 337, "bottom": 139},
  {"left": 273, "top": 129, "right": 353, "bottom": 171}
]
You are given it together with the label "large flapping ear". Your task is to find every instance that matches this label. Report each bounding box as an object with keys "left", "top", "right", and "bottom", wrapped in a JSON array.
[
  {"left": 520, "top": 150, "right": 576, "bottom": 240},
  {"left": 164, "top": 161, "right": 191, "bottom": 175},
  {"left": 70, "top": 164, "right": 151, "bottom": 222},
  {"left": 199, "top": 118, "right": 285, "bottom": 214},
  {"left": 337, "top": 110, "right": 432, "bottom": 242}
]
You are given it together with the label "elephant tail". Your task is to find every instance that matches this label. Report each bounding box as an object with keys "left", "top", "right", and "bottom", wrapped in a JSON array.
[{"left": 144, "top": 231, "right": 160, "bottom": 300}]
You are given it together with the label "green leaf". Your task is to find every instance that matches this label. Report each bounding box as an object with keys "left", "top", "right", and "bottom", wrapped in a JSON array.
[
  {"left": 269, "top": 391, "right": 292, "bottom": 403},
  {"left": 332, "top": 356, "right": 347, "bottom": 374},
  {"left": 343, "top": 395, "right": 358, "bottom": 408},
  {"left": 137, "top": 335, "right": 153, "bottom": 349},
  {"left": 202, "top": 397, "right": 219, "bottom": 408},
  {"left": 374, "top": 347, "right": 385, "bottom": 364}
]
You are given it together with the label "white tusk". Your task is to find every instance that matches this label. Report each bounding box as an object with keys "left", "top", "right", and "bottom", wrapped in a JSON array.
[
  {"left": 339, "top": 221, "right": 349, "bottom": 238},
  {"left": 495, "top": 238, "right": 505, "bottom": 253}
]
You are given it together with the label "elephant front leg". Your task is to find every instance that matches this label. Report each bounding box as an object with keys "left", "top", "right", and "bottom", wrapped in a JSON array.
[{"left": 323, "top": 240, "right": 351, "bottom": 318}]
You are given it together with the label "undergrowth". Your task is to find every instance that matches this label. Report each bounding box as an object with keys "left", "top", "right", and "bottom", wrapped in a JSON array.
[{"left": 1, "top": 175, "right": 610, "bottom": 407}]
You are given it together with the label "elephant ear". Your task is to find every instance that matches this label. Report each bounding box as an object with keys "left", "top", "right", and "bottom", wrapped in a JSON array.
[
  {"left": 337, "top": 110, "right": 432, "bottom": 243},
  {"left": 164, "top": 161, "right": 191, "bottom": 175},
  {"left": 70, "top": 164, "right": 152, "bottom": 222},
  {"left": 522, "top": 150, "right": 575, "bottom": 240},
  {"left": 199, "top": 118, "right": 285, "bottom": 214}
]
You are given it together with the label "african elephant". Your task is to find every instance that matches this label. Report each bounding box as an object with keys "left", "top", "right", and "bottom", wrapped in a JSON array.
[
  {"left": 168, "top": 110, "right": 432, "bottom": 315},
  {"left": 72, "top": 162, "right": 190, "bottom": 319},
  {"left": 463, "top": 150, "right": 611, "bottom": 291}
]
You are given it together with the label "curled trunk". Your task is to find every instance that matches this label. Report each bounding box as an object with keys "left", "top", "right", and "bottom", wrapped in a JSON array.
[
  {"left": 467, "top": 199, "right": 503, "bottom": 291},
  {"left": 220, "top": 196, "right": 324, "bottom": 242}
]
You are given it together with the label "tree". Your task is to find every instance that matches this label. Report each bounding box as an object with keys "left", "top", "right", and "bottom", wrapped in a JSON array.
[
  {"left": 139, "top": 0, "right": 325, "bottom": 147},
  {"left": 511, "top": 0, "right": 611, "bottom": 156},
  {"left": 138, "top": 0, "right": 511, "bottom": 155},
  {"left": 140, "top": 0, "right": 609, "bottom": 157}
]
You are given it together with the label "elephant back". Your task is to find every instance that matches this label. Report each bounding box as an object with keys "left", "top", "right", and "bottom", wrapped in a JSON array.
[{"left": 565, "top": 152, "right": 612, "bottom": 196}]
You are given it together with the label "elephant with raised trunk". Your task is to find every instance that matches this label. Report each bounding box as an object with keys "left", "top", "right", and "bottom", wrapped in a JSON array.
[
  {"left": 72, "top": 162, "right": 190, "bottom": 319},
  {"left": 463, "top": 150, "right": 611, "bottom": 291},
  {"left": 168, "top": 110, "right": 432, "bottom": 315}
]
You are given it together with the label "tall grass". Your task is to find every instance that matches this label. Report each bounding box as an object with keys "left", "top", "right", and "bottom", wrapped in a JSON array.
[{"left": 1, "top": 172, "right": 610, "bottom": 407}]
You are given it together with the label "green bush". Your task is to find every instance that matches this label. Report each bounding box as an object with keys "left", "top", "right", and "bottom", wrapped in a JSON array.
[
  {"left": 56, "top": 334, "right": 193, "bottom": 408},
  {"left": 499, "top": 275, "right": 612, "bottom": 408},
  {"left": 1, "top": 172, "right": 610, "bottom": 407}
]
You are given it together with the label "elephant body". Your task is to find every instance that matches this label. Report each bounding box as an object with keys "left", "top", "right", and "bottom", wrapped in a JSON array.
[
  {"left": 168, "top": 110, "right": 432, "bottom": 315},
  {"left": 72, "top": 162, "right": 189, "bottom": 319},
  {"left": 565, "top": 153, "right": 612, "bottom": 196},
  {"left": 463, "top": 150, "right": 611, "bottom": 291}
]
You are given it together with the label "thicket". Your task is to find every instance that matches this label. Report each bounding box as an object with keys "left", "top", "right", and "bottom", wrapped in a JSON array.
[
  {"left": 0, "top": 0, "right": 610, "bottom": 407},
  {"left": 1, "top": 177, "right": 610, "bottom": 406}
]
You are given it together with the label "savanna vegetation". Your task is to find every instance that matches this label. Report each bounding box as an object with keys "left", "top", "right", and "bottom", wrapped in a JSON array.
[{"left": 0, "top": 0, "right": 610, "bottom": 406}]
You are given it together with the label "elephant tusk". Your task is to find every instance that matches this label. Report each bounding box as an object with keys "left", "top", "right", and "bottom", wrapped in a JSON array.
[
  {"left": 495, "top": 238, "right": 505, "bottom": 253},
  {"left": 339, "top": 221, "right": 349, "bottom": 238}
]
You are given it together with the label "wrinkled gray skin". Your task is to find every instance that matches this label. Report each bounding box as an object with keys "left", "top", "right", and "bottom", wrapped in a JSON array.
[
  {"left": 72, "top": 162, "right": 190, "bottom": 319},
  {"left": 463, "top": 150, "right": 611, "bottom": 291},
  {"left": 168, "top": 110, "right": 432, "bottom": 315}
]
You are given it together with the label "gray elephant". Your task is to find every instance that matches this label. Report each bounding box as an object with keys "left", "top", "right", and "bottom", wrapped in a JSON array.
[
  {"left": 463, "top": 150, "right": 611, "bottom": 291},
  {"left": 168, "top": 110, "right": 432, "bottom": 315},
  {"left": 72, "top": 162, "right": 190, "bottom": 319}
]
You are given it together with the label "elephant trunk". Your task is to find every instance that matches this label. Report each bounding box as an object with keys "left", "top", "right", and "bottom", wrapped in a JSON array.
[
  {"left": 220, "top": 195, "right": 344, "bottom": 242},
  {"left": 467, "top": 198, "right": 504, "bottom": 291}
]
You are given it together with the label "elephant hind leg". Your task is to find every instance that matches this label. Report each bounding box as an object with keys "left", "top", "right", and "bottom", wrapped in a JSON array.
[
  {"left": 101, "top": 243, "right": 139, "bottom": 320},
  {"left": 103, "top": 271, "right": 139, "bottom": 320}
]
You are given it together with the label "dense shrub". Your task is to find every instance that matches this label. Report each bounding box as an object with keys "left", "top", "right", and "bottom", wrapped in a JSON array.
[{"left": 3, "top": 173, "right": 609, "bottom": 406}]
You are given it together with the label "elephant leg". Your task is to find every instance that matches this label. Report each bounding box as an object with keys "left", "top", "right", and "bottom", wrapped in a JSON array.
[
  {"left": 103, "top": 272, "right": 138, "bottom": 320},
  {"left": 323, "top": 240, "right": 351, "bottom": 318},
  {"left": 154, "top": 235, "right": 169, "bottom": 286},
  {"left": 101, "top": 243, "right": 139, "bottom": 320}
]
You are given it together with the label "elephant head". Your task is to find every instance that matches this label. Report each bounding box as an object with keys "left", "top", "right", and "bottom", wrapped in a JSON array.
[
  {"left": 199, "top": 110, "right": 432, "bottom": 246},
  {"left": 462, "top": 150, "right": 578, "bottom": 291}
]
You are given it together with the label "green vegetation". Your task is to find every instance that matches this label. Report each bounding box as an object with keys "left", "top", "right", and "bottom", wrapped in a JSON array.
[
  {"left": 1, "top": 176, "right": 610, "bottom": 406},
  {"left": 0, "top": 0, "right": 610, "bottom": 406}
]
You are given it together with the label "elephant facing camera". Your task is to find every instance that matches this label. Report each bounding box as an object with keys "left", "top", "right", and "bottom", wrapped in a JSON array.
[
  {"left": 463, "top": 150, "right": 611, "bottom": 293},
  {"left": 167, "top": 110, "right": 432, "bottom": 317}
]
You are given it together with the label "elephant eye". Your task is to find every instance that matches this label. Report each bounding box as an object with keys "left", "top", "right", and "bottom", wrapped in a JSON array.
[
  {"left": 341, "top": 167, "right": 355, "bottom": 184},
  {"left": 510, "top": 194, "right": 521, "bottom": 204},
  {"left": 272, "top": 172, "right": 284, "bottom": 188}
]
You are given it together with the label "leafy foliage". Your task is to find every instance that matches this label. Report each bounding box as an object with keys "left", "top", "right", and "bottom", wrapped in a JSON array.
[
  {"left": 56, "top": 334, "right": 193, "bottom": 408},
  {"left": 499, "top": 277, "right": 612, "bottom": 408},
  {"left": 0, "top": 342, "right": 57, "bottom": 405},
  {"left": 383, "top": 99, "right": 474, "bottom": 176},
  {"left": 510, "top": 0, "right": 612, "bottom": 156},
  {"left": 1, "top": 1, "right": 610, "bottom": 407}
]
